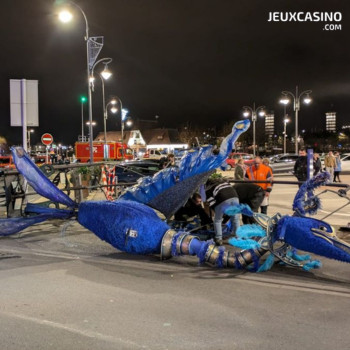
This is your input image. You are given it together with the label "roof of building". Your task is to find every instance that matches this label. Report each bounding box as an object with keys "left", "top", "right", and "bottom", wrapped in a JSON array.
[{"left": 95, "top": 128, "right": 183, "bottom": 145}]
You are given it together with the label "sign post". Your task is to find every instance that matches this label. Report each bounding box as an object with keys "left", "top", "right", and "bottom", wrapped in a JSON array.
[{"left": 41, "top": 133, "right": 53, "bottom": 163}]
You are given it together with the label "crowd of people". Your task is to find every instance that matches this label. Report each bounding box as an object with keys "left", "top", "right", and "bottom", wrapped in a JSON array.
[
  {"left": 173, "top": 149, "right": 345, "bottom": 246},
  {"left": 294, "top": 149, "right": 342, "bottom": 184}
]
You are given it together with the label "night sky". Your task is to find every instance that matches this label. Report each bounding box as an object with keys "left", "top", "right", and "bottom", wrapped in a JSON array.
[{"left": 1, "top": 0, "right": 350, "bottom": 146}]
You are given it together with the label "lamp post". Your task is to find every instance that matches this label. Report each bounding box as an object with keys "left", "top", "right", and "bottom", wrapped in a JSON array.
[
  {"left": 27, "top": 129, "right": 34, "bottom": 153},
  {"left": 242, "top": 102, "right": 265, "bottom": 157},
  {"left": 80, "top": 96, "right": 87, "bottom": 141},
  {"left": 88, "top": 58, "right": 112, "bottom": 142},
  {"left": 280, "top": 86, "right": 312, "bottom": 154},
  {"left": 283, "top": 117, "right": 290, "bottom": 154},
  {"left": 58, "top": 1, "right": 105, "bottom": 163}
]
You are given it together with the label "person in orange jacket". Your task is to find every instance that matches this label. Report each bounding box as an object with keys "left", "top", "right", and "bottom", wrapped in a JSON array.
[{"left": 245, "top": 156, "right": 273, "bottom": 214}]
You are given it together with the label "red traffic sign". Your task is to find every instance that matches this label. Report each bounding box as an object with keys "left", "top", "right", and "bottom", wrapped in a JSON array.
[{"left": 41, "top": 133, "right": 53, "bottom": 146}]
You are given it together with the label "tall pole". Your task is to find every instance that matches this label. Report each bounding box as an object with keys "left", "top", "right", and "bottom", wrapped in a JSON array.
[
  {"left": 27, "top": 130, "right": 31, "bottom": 152},
  {"left": 284, "top": 120, "right": 287, "bottom": 154},
  {"left": 294, "top": 85, "right": 299, "bottom": 154},
  {"left": 81, "top": 99, "right": 84, "bottom": 140},
  {"left": 281, "top": 86, "right": 311, "bottom": 155},
  {"left": 252, "top": 102, "right": 256, "bottom": 157},
  {"left": 243, "top": 102, "right": 265, "bottom": 157}
]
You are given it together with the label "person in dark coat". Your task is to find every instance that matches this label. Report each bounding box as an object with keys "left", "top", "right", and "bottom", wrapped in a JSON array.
[
  {"left": 313, "top": 153, "right": 322, "bottom": 176},
  {"left": 294, "top": 149, "right": 307, "bottom": 187},
  {"left": 174, "top": 193, "right": 212, "bottom": 227},
  {"left": 234, "top": 183, "right": 265, "bottom": 224}
]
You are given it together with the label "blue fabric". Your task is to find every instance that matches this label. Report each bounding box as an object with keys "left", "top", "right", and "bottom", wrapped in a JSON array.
[
  {"left": 11, "top": 147, "right": 77, "bottom": 208},
  {"left": 0, "top": 204, "right": 74, "bottom": 236},
  {"left": 171, "top": 231, "right": 184, "bottom": 256},
  {"left": 78, "top": 200, "right": 170, "bottom": 255},
  {"left": 0, "top": 215, "right": 56, "bottom": 236},
  {"left": 216, "top": 246, "right": 226, "bottom": 268},
  {"left": 224, "top": 204, "right": 254, "bottom": 217},
  {"left": 25, "top": 203, "right": 75, "bottom": 218}
]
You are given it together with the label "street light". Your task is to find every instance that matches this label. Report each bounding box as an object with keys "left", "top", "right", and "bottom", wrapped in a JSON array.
[
  {"left": 27, "top": 129, "right": 34, "bottom": 153},
  {"left": 242, "top": 102, "right": 265, "bottom": 157},
  {"left": 89, "top": 58, "right": 113, "bottom": 147},
  {"left": 279, "top": 86, "right": 312, "bottom": 154},
  {"left": 58, "top": 1, "right": 104, "bottom": 163},
  {"left": 283, "top": 117, "right": 290, "bottom": 154}
]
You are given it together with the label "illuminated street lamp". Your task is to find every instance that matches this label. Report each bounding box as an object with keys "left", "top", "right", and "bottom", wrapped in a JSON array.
[
  {"left": 27, "top": 129, "right": 34, "bottom": 153},
  {"left": 242, "top": 102, "right": 266, "bottom": 157},
  {"left": 89, "top": 58, "right": 113, "bottom": 147},
  {"left": 283, "top": 117, "right": 290, "bottom": 154},
  {"left": 58, "top": 1, "right": 104, "bottom": 163},
  {"left": 279, "top": 86, "right": 312, "bottom": 154}
]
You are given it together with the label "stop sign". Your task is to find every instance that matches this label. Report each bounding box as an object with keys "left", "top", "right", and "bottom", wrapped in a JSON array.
[{"left": 41, "top": 133, "right": 53, "bottom": 146}]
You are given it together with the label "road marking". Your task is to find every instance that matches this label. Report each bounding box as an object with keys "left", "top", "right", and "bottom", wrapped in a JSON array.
[{"left": 0, "top": 311, "right": 148, "bottom": 349}]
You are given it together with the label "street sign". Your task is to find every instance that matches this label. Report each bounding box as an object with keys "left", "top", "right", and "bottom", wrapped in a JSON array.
[{"left": 41, "top": 133, "right": 53, "bottom": 146}]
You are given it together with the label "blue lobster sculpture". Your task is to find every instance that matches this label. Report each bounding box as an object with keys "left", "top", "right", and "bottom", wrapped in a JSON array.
[{"left": 1, "top": 119, "right": 350, "bottom": 272}]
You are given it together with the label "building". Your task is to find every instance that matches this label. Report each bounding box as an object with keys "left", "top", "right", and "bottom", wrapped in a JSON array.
[
  {"left": 95, "top": 128, "right": 188, "bottom": 156},
  {"left": 265, "top": 112, "right": 274, "bottom": 139},
  {"left": 326, "top": 112, "right": 336, "bottom": 132}
]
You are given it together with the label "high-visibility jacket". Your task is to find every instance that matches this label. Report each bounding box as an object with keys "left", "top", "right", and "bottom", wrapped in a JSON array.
[{"left": 245, "top": 164, "right": 273, "bottom": 192}]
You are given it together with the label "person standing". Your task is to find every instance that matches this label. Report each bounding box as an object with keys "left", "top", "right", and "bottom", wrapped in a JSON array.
[
  {"left": 313, "top": 153, "right": 322, "bottom": 176},
  {"left": 324, "top": 151, "right": 336, "bottom": 183},
  {"left": 261, "top": 158, "right": 273, "bottom": 214},
  {"left": 205, "top": 178, "right": 240, "bottom": 246},
  {"left": 333, "top": 152, "right": 342, "bottom": 182},
  {"left": 234, "top": 158, "right": 245, "bottom": 180},
  {"left": 245, "top": 156, "right": 273, "bottom": 215},
  {"left": 294, "top": 148, "right": 307, "bottom": 187}
]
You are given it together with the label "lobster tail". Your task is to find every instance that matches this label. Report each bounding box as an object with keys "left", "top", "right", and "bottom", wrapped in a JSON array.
[{"left": 160, "top": 230, "right": 267, "bottom": 269}]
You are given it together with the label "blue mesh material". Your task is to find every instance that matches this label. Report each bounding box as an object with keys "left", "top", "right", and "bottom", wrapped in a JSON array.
[
  {"left": 11, "top": 147, "right": 77, "bottom": 208},
  {"left": 78, "top": 200, "right": 170, "bottom": 255}
]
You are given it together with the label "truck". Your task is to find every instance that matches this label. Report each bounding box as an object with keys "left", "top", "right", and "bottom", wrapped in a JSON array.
[{"left": 75, "top": 141, "right": 134, "bottom": 162}]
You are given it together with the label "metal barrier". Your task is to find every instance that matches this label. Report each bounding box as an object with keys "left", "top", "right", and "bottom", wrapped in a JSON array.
[{"left": 0, "top": 162, "right": 139, "bottom": 218}]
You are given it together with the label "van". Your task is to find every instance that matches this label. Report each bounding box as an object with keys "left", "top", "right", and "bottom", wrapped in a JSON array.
[{"left": 143, "top": 149, "right": 166, "bottom": 160}]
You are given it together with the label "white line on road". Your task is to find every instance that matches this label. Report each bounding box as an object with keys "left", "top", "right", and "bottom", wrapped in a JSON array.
[{"left": 0, "top": 310, "right": 148, "bottom": 349}]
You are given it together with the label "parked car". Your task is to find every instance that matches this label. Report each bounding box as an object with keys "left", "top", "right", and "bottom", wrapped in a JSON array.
[
  {"left": 143, "top": 149, "right": 167, "bottom": 160},
  {"left": 270, "top": 153, "right": 299, "bottom": 164},
  {"left": 269, "top": 153, "right": 299, "bottom": 174},
  {"left": 225, "top": 153, "right": 254, "bottom": 170},
  {"left": 115, "top": 160, "right": 162, "bottom": 183},
  {"left": 341, "top": 153, "right": 350, "bottom": 172}
]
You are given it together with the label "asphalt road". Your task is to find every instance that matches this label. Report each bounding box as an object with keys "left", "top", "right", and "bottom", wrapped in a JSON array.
[{"left": 0, "top": 175, "right": 350, "bottom": 349}]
